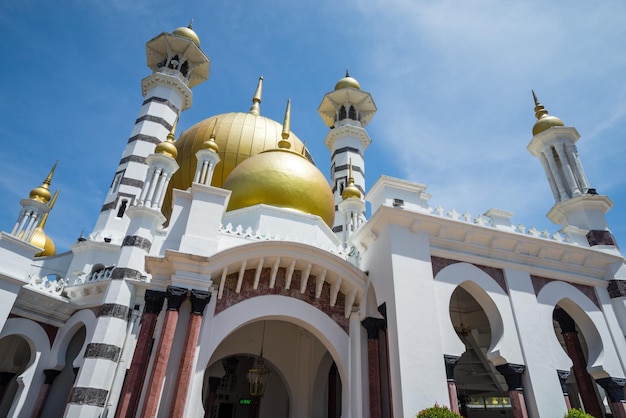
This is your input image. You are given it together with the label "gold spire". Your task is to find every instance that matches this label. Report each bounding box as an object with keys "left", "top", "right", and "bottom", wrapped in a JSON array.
[
  {"left": 531, "top": 90, "right": 564, "bottom": 135},
  {"left": 30, "top": 190, "right": 59, "bottom": 257},
  {"left": 155, "top": 118, "right": 179, "bottom": 158},
  {"left": 278, "top": 99, "right": 292, "bottom": 150},
  {"left": 29, "top": 161, "right": 57, "bottom": 204},
  {"left": 249, "top": 76, "right": 263, "bottom": 116},
  {"left": 342, "top": 159, "right": 361, "bottom": 200},
  {"left": 201, "top": 120, "right": 220, "bottom": 153}
]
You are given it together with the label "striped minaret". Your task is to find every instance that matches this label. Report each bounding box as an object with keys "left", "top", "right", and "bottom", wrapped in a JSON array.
[
  {"left": 66, "top": 123, "right": 181, "bottom": 417},
  {"left": 91, "top": 22, "right": 210, "bottom": 244},
  {"left": 318, "top": 70, "right": 376, "bottom": 234}
]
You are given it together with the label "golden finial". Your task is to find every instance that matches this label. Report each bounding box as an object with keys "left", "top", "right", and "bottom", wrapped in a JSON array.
[
  {"left": 278, "top": 99, "right": 292, "bottom": 149},
  {"left": 155, "top": 118, "right": 178, "bottom": 158},
  {"left": 345, "top": 68, "right": 350, "bottom": 77},
  {"left": 342, "top": 159, "right": 361, "bottom": 200},
  {"left": 201, "top": 119, "right": 220, "bottom": 153},
  {"left": 532, "top": 90, "right": 548, "bottom": 120},
  {"left": 30, "top": 189, "right": 59, "bottom": 256},
  {"left": 38, "top": 190, "right": 59, "bottom": 229},
  {"left": 188, "top": 19, "right": 194, "bottom": 29},
  {"left": 249, "top": 76, "right": 263, "bottom": 116},
  {"left": 29, "top": 161, "right": 58, "bottom": 204},
  {"left": 531, "top": 90, "right": 564, "bottom": 135}
]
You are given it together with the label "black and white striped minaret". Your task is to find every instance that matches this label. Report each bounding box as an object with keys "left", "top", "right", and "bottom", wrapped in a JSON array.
[
  {"left": 91, "top": 23, "right": 210, "bottom": 244},
  {"left": 318, "top": 70, "right": 376, "bottom": 234}
]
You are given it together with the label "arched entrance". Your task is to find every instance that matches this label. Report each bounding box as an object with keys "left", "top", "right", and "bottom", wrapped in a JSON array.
[
  {"left": 203, "top": 318, "right": 343, "bottom": 418},
  {"left": 0, "top": 335, "right": 31, "bottom": 417},
  {"left": 449, "top": 286, "right": 514, "bottom": 417}
]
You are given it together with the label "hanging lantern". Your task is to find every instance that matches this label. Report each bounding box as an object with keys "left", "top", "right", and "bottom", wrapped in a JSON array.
[{"left": 247, "top": 357, "right": 270, "bottom": 397}]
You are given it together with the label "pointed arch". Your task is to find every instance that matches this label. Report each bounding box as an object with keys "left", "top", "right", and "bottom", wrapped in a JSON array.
[
  {"left": 0, "top": 318, "right": 51, "bottom": 417},
  {"left": 537, "top": 280, "right": 625, "bottom": 379},
  {"left": 433, "top": 262, "right": 523, "bottom": 365},
  {"left": 47, "top": 308, "right": 96, "bottom": 370}
]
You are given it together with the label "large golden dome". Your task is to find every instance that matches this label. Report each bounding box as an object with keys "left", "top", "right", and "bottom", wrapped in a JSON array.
[
  {"left": 223, "top": 147, "right": 335, "bottom": 227},
  {"left": 162, "top": 80, "right": 312, "bottom": 220}
]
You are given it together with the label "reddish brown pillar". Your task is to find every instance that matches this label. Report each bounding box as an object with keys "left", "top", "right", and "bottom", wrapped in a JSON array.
[
  {"left": 140, "top": 286, "right": 187, "bottom": 417},
  {"left": 170, "top": 290, "right": 212, "bottom": 418},
  {"left": 31, "top": 369, "right": 61, "bottom": 418},
  {"left": 362, "top": 316, "right": 385, "bottom": 418},
  {"left": 496, "top": 363, "right": 529, "bottom": 418},
  {"left": 557, "top": 369, "right": 573, "bottom": 410},
  {"left": 444, "top": 355, "right": 461, "bottom": 414},
  {"left": 115, "top": 290, "right": 165, "bottom": 418},
  {"left": 554, "top": 309, "right": 603, "bottom": 418},
  {"left": 597, "top": 377, "right": 626, "bottom": 418}
]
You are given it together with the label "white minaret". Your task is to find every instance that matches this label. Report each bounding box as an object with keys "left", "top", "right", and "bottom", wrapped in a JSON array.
[
  {"left": 528, "top": 92, "right": 617, "bottom": 247},
  {"left": 318, "top": 70, "right": 376, "bottom": 234},
  {"left": 91, "top": 23, "right": 210, "bottom": 244}
]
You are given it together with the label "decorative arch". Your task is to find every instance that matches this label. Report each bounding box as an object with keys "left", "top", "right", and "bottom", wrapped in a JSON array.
[
  {"left": 187, "top": 295, "right": 351, "bottom": 417},
  {"left": 0, "top": 318, "right": 51, "bottom": 417},
  {"left": 47, "top": 308, "right": 96, "bottom": 369},
  {"left": 433, "top": 262, "right": 523, "bottom": 365},
  {"left": 537, "top": 280, "right": 624, "bottom": 379}
]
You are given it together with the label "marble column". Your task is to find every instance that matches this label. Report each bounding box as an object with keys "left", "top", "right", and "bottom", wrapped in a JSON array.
[
  {"left": 597, "top": 377, "right": 626, "bottom": 418},
  {"left": 140, "top": 286, "right": 187, "bottom": 417},
  {"left": 31, "top": 369, "right": 61, "bottom": 418},
  {"left": 557, "top": 369, "right": 572, "bottom": 410},
  {"left": 362, "top": 316, "right": 385, "bottom": 418},
  {"left": 115, "top": 289, "right": 166, "bottom": 418},
  {"left": 495, "top": 363, "right": 528, "bottom": 418},
  {"left": 554, "top": 309, "right": 603, "bottom": 417},
  {"left": 443, "top": 355, "right": 461, "bottom": 414},
  {"left": 170, "top": 289, "right": 212, "bottom": 418}
]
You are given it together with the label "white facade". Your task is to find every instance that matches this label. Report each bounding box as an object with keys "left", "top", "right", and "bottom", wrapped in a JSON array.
[{"left": 1, "top": 26, "right": 626, "bottom": 418}]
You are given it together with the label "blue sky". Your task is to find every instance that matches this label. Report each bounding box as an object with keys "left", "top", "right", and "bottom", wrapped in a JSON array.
[{"left": 1, "top": 1, "right": 625, "bottom": 252}]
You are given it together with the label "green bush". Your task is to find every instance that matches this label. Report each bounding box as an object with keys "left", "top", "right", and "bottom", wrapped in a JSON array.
[
  {"left": 564, "top": 409, "right": 594, "bottom": 418},
  {"left": 417, "top": 404, "right": 463, "bottom": 417}
]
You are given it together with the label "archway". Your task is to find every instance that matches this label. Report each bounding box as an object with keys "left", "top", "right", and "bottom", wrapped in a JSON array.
[
  {"left": 203, "top": 318, "right": 342, "bottom": 418},
  {"left": 0, "top": 335, "right": 31, "bottom": 417},
  {"left": 449, "top": 286, "right": 513, "bottom": 417},
  {"left": 40, "top": 326, "right": 86, "bottom": 418}
]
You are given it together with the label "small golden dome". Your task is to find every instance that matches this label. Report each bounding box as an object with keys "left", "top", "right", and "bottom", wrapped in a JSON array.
[
  {"left": 342, "top": 179, "right": 361, "bottom": 200},
  {"left": 335, "top": 69, "right": 361, "bottom": 90},
  {"left": 222, "top": 148, "right": 335, "bottom": 227},
  {"left": 155, "top": 133, "right": 178, "bottom": 159},
  {"left": 173, "top": 21, "right": 200, "bottom": 46},
  {"left": 29, "top": 185, "right": 51, "bottom": 204},
  {"left": 30, "top": 227, "right": 56, "bottom": 257},
  {"left": 532, "top": 91, "right": 564, "bottom": 135},
  {"left": 29, "top": 161, "right": 57, "bottom": 204}
]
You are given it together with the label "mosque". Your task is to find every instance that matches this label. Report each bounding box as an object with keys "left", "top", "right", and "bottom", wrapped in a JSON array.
[{"left": 1, "top": 23, "right": 626, "bottom": 418}]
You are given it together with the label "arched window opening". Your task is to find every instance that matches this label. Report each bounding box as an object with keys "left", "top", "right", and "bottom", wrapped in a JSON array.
[
  {"left": 338, "top": 106, "right": 347, "bottom": 121},
  {"left": 348, "top": 106, "right": 357, "bottom": 121}
]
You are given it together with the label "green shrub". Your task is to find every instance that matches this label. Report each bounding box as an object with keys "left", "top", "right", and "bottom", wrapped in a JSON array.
[
  {"left": 564, "top": 409, "right": 594, "bottom": 418},
  {"left": 417, "top": 404, "right": 463, "bottom": 417}
]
